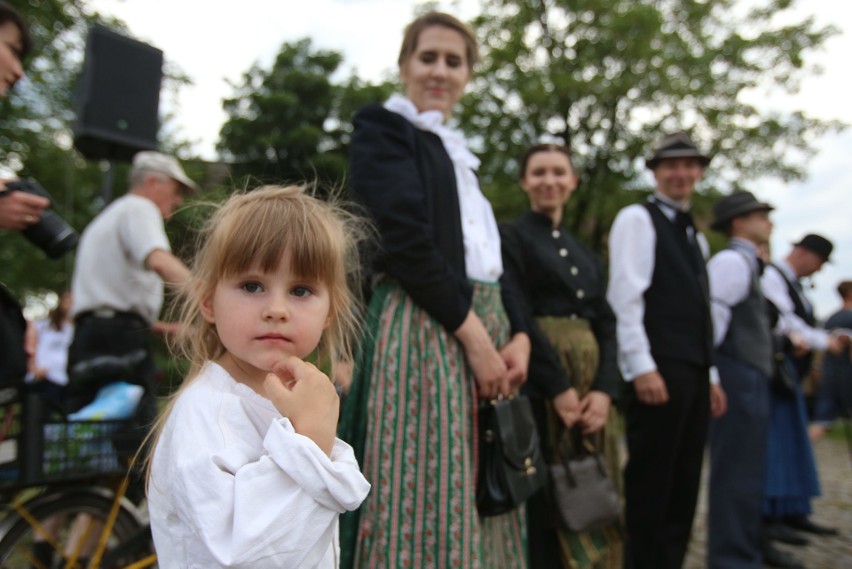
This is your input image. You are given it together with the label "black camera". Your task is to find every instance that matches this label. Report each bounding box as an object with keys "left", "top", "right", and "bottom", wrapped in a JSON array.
[{"left": 5, "top": 179, "right": 79, "bottom": 258}]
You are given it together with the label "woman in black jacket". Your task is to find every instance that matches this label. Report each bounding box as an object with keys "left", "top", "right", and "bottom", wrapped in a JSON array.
[
  {"left": 340, "top": 11, "right": 531, "bottom": 569},
  {"left": 500, "top": 143, "right": 622, "bottom": 569}
]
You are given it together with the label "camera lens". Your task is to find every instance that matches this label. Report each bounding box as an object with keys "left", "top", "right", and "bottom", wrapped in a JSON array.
[{"left": 22, "top": 211, "right": 79, "bottom": 259}]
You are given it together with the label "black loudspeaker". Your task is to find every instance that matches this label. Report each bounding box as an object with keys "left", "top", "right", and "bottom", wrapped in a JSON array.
[{"left": 73, "top": 25, "right": 163, "bottom": 162}]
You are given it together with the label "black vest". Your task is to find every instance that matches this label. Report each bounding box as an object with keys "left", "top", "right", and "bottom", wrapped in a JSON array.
[
  {"left": 772, "top": 263, "right": 816, "bottom": 375},
  {"left": 718, "top": 245, "right": 773, "bottom": 377},
  {"left": 642, "top": 201, "right": 712, "bottom": 367}
]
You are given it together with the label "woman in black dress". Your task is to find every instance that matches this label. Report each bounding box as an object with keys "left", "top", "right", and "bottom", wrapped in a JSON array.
[{"left": 500, "top": 144, "right": 622, "bottom": 568}]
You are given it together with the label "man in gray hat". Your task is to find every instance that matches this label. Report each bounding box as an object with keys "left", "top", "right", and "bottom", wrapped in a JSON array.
[
  {"left": 608, "top": 132, "right": 726, "bottom": 569},
  {"left": 68, "top": 151, "right": 198, "bottom": 408},
  {"left": 705, "top": 192, "right": 784, "bottom": 568}
]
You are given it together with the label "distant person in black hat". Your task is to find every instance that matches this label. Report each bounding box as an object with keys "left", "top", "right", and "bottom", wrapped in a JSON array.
[
  {"left": 811, "top": 280, "right": 852, "bottom": 439},
  {"left": 705, "top": 192, "right": 790, "bottom": 568},
  {"left": 607, "top": 132, "right": 726, "bottom": 569},
  {"left": 760, "top": 233, "right": 846, "bottom": 551}
]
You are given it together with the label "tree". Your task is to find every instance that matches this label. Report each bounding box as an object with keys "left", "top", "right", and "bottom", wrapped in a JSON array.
[
  {"left": 459, "top": 0, "right": 841, "bottom": 252},
  {"left": 217, "top": 38, "right": 394, "bottom": 190}
]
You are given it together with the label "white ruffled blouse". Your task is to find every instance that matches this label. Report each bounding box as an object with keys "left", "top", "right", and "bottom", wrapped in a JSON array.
[{"left": 384, "top": 95, "right": 503, "bottom": 283}]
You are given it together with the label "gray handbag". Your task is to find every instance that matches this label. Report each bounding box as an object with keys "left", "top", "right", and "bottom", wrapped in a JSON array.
[{"left": 549, "top": 429, "right": 621, "bottom": 533}]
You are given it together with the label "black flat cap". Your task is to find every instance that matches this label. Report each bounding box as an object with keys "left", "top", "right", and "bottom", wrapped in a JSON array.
[
  {"left": 711, "top": 191, "right": 774, "bottom": 231},
  {"left": 646, "top": 132, "right": 711, "bottom": 170},
  {"left": 794, "top": 233, "right": 833, "bottom": 262}
]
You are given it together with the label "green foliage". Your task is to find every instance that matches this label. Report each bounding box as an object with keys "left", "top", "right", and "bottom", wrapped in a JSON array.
[
  {"left": 1, "top": 2, "right": 199, "bottom": 304},
  {"left": 217, "top": 38, "right": 394, "bottom": 191},
  {"left": 459, "top": 0, "right": 842, "bottom": 255},
  {"left": 0, "top": 1, "right": 111, "bottom": 297}
]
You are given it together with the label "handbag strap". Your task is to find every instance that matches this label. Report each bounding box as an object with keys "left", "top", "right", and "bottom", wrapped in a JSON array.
[
  {"left": 555, "top": 424, "right": 604, "bottom": 457},
  {"left": 554, "top": 425, "right": 608, "bottom": 479}
]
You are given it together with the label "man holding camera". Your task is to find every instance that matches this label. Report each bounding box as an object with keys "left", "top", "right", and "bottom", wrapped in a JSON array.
[
  {"left": 0, "top": 1, "right": 49, "bottom": 387},
  {"left": 67, "top": 151, "right": 197, "bottom": 407},
  {"left": 0, "top": 1, "right": 49, "bottom": 233}
]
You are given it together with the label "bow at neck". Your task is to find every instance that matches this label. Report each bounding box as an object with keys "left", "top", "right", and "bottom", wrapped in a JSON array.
[{"left": 384, "top": 95, "right": 480, "bottom": 171}]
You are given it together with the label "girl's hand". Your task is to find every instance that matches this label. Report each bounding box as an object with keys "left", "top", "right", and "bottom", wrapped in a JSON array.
[
  {"left": 264, "top": 356, "right": 340, "bottom": 456},
  {"left": 454, "top": 311, "right": 508, "bottom": 399},
  {"left": 578, "top": 391, "right": 611, "bottom": 434}
]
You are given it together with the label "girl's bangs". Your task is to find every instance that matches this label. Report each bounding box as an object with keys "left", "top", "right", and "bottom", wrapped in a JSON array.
[{"left": 212, "top": 192, "right": 342, "bottom": 285}]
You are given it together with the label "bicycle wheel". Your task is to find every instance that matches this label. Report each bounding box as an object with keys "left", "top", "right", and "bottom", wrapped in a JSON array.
[{"left": 0, "top": 487, "right": 155, "bottom": 568}]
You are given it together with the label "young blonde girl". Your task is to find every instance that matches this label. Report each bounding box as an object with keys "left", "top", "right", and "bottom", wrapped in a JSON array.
[{"left": 147, "top": 185, "right": 370, "bottom": 568}]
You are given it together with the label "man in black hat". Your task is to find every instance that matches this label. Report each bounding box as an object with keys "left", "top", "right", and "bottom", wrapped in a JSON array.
[
  {"left": 705, "top": 192, "right": 787, "bottom": 568},
  {"left": 811, "top": 280, "right": 852, "bottom": 439},
  {"left": 759, "top": 233, "right": 845, "bottom": 548},
  {"left": 608, "top": 132, "right": 726, "bottom": 569}
]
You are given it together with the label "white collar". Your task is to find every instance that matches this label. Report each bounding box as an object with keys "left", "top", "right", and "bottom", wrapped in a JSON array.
[
  {"left": 384, "top": 94, "right": 480, "bottom": 171},
  {"left": 652, "top": 191, "right": 691, "bottom": 212}
]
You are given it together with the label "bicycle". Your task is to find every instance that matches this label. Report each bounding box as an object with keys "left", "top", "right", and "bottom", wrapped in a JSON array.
[{"left": 0, "top": 352, "right": 157, "bottom": 569}]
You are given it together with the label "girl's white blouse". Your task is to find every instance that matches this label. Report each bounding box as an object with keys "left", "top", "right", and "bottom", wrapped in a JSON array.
[{"left": 148, "top": 362, "right": 370, "bottom": 568}]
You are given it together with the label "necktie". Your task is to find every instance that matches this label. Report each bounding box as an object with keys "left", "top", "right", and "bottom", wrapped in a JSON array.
[
  {"left": 674, "top": 210, "right": 703, "bottom": 271},
  {"left": 674, "top": 210, "right": 695, "bottom": 235}
]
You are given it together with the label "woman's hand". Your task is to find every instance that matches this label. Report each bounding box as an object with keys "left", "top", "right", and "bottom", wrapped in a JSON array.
[
  {"left": 499, "top": 332, "right": 530, "bottom": 392},
  {"left": 264, "top": 356, "right": 340, "bottom": 456},
  {"left": 578, "top": 391, "right": 611, "bottom": 434},
  {"left": 553, "top": 387, "right": 581, "bottom": 428},
  {"left": 455, "top": 311, "right": 508, "bottom": 399},
  {"left": 333, "top": 359, "right": 354, "bottom": 394}
]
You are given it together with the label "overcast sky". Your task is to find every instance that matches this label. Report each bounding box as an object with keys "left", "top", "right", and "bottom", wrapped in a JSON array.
[{"left": 87, "top": 0, "right": 851, "bottom": 320}]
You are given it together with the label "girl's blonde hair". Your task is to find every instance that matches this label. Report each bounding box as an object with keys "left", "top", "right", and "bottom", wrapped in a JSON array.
[{"left": 145, "top": 184, "right": 366, "bottom": 478}]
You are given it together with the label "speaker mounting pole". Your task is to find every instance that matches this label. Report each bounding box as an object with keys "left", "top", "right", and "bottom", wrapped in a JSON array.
[{"left": 100, "top": 161, "right": 115, "bottom": 204}]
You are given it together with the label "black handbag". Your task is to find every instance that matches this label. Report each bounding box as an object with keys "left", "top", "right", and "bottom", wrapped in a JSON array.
[
  {"left": 476, "top": 395, "right": 547, "bottom": 517},
  {"left": 549, "top": 429, "right": 621, "bottom": 532}
]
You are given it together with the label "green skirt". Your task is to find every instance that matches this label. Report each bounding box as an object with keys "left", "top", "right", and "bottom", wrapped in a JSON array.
[
  {"left": 340, "top": 281, "right": 527, "bottom": 568},
  {"left": 535, "top": 316, "right": 623, "bottom": 569}
]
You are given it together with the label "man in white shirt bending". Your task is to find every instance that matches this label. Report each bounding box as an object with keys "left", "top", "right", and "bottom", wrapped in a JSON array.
[{"left": 68, "top": 151, "right": 197, "bottom": 410}]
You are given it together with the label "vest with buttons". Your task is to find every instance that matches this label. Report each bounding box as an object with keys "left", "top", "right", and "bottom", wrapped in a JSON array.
[{"left": 642, "top": 201, "right": 713, "bottom": 367}]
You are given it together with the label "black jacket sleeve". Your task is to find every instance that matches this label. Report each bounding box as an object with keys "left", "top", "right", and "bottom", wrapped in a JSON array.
[
  {"left": 349, "top": 104, "right": 471, "bottom": 332},
  {"left": 590, "top": 257, "right": 620, "bottom": 401},
  {"left": 499, "top": 272, "right": 529, "bottom": 338},
  {"left": 499, "top": 221, "right": 572, "bottom": 398}
]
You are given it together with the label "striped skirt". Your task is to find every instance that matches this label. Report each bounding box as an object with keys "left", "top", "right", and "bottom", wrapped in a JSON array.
[
  {"left": 532, "top": 317, "right": 623, "bottom": 569},
  {"left": 340, "top": 281, "right": 527, "bottom": 568}
]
